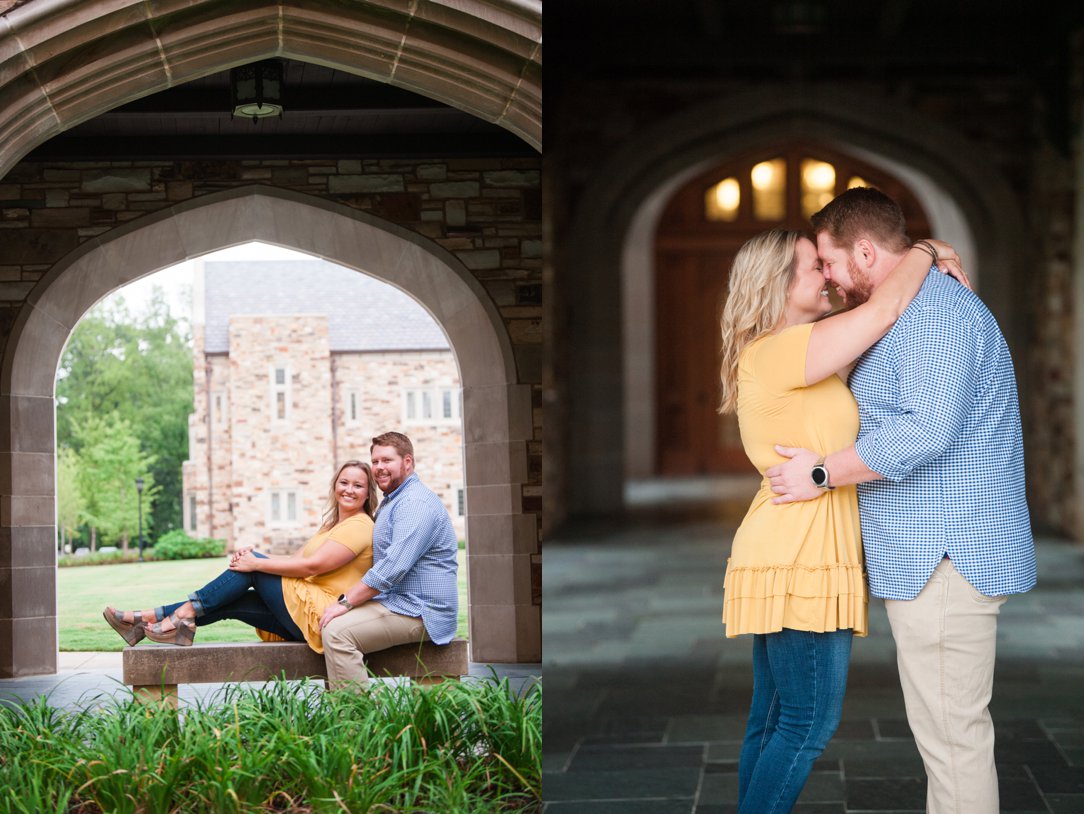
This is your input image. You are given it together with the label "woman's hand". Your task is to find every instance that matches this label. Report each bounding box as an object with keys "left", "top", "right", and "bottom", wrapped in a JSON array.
[
  {"left": 921, "top": 239, "right": 971, "bottom": 291},
  {"left": 229, "top": 546, "right": 254, "bottom": 567},
  {"left": 229, "top": 551, "right": 261, "bottom": 573}
]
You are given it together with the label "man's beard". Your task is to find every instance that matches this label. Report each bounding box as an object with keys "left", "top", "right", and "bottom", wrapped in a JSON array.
[{"left": 842, "top": 256, "right": 874, "bottom": 307}]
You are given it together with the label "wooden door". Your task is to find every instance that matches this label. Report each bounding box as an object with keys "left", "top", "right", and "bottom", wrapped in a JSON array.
[{"left": 654, "top": 146, "right": 930, "bottom": 476}]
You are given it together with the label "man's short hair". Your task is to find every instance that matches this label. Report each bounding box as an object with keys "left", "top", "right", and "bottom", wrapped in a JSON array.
[
  {"left": 371, "top": 431, "right": 414, "bottom": 459},
  {"left": 810, "top": 187, "right": 910, "bottom": 253}
]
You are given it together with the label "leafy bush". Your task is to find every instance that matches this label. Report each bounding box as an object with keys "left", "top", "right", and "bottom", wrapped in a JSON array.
[
  {"left": 57, "top": 549, "right": 144, "bottom": 568},
  {"left": 151, "top": 530, "right": 225, "bottom": 561},
  {"left": 0, "top": 677, "right": 541, "bottom": 812}
]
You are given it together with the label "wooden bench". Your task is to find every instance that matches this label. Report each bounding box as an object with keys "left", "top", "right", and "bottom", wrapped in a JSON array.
[{"left": 123, "top": 639, "right": 469, "bottom": 703}]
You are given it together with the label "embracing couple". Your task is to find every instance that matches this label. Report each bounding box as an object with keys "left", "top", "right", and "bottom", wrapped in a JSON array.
[
  {"left": 104, "top": 430, "right": 458, "bottom": 690},
  {"left": 720, "top": 187, "right": 1037, "bottom": 814}
]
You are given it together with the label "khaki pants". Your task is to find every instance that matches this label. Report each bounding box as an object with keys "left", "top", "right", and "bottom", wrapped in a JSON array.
[
  {"left": 885, "top": 557, "right": 1007, "bottom": 814},
  {"left": 322, "top": 601, "right": 428, "bottom": 690}
]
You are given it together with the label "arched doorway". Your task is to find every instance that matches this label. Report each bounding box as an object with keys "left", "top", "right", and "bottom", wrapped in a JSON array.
[
  {"left": 553, "top": 87, "right": 1026, "bottom": 526},
  {"left": 653, "top": 146, "right": 931, "bottom": 477},
  {"left": 2, "top": 186, "right": 534, "bottom": 673}
]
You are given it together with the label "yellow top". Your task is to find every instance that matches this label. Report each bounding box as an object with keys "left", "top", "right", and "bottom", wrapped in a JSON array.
[
  {"left": 259, "top": 513, "right": 374, "bottom": 652},
  {"left": 723, "top": 322, "right": 868, "bottom": 637}
]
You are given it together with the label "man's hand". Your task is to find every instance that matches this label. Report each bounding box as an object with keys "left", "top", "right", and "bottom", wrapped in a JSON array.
[
  {"left": 320, "top": 601, "right": 350, "bottom": 629},
  {"left": 766, "top": 446, "right": 823, "bottom": 504}
]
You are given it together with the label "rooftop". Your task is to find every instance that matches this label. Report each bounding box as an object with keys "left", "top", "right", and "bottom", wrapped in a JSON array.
[{"left": 201, "top": 259, "right": 450, "bottom": 354}]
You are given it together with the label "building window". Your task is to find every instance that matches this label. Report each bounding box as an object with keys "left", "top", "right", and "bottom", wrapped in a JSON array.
[
  {"left": 702, "top": 153, "right": 885, "bottom": 224},
  {"left": 403, "top": 387, "right": 461, "bottom": 425},
  {"left": 211, "top": 391, "right": 227, "bottom": 427},
  {"left": 269, "top": 490, "right": 299, "bottom": 525},
  {"left": 456, "top": 487, "right": 465, "bottom": 517},
  {"left": 270, "top": 366, "right": 291, "bottom": 421},
  {"left": 705, "top": 177, "right": 740, "bottom": 222},
  {"left": 346, "top": 390, "right": 361, "bottom": 424},
  {"left": 187, "top": 495, "right": 197, "bottom": 532}
]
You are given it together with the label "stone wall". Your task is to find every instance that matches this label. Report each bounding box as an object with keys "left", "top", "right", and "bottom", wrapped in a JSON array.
[
  {"left": 0, "top": 154, "right": 540, "bottom": 550},
  {"left": 331, "top": 350, "right": 465, "bottom": 536}
]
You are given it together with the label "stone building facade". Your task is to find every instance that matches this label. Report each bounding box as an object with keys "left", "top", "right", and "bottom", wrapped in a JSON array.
[{"left": 182, "top": 259, "right": 466, "bottom": 552}]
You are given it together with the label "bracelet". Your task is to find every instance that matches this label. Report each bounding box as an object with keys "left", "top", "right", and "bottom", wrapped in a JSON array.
[{"left": 912, "top": 240, "right": 938, "bottom": 265}]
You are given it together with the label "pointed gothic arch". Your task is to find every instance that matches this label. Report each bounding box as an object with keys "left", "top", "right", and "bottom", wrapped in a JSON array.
[
  {"left": 0, "top": 185, "right": 535, "bottom": 674},
  {"left": 559, "top": 86, "right": 1026, "bottom": 521},
  {"left": 0, "top": 0, "right": 541, "bottom": 177}
]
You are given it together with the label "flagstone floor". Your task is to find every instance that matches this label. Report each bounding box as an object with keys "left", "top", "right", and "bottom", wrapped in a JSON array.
[{"left": 543, "top": 517, "right": 1084, "bottom": 813}]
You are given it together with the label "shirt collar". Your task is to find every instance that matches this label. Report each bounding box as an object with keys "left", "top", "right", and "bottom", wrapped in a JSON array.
[{"left": 379, "top": 471, "right": 418, "bottom": 507}]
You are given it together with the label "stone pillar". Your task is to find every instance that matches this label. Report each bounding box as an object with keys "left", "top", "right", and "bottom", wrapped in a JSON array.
[
  {"left": 0, "top": 394, "right": 58, "bottom": 676},
  {"left": 462, "top": 382, "right": 538, "bottom": 662}
]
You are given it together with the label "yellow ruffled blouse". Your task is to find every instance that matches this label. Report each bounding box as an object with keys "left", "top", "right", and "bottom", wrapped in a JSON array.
[
  {"left": 257, "top": 512, "right": 374, "bottom": 652},
  {"left": 723, "top": 322, "right": 869, "bottom": 637}
]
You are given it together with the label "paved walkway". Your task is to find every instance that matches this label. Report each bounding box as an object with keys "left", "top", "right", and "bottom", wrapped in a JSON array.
[
  {"left": 543, "top": 519, "right": 1084, "bottom": 813},
  {"left": 0, "top": 651, "right": 540, "bottom": 709}
]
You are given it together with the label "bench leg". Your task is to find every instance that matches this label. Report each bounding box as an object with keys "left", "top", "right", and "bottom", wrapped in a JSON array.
[{"left": 132, "top": 684, "right": 179, "bottom": 707}]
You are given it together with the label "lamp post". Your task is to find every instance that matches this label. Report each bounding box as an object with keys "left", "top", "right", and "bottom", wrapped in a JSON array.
[{"left": 135, "top": 477, "right": 145, "bottom": 562}]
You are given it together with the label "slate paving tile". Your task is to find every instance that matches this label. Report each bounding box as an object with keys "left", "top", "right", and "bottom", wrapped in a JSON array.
[
  {"left": 999, "top": 775, "right": 1047, "bottom": 810},
  {"left": 542, "top": 768, "right": 702, "bottom": 801},
  {"left": 568, "top": 744, "right": 705, "bottom": 771},
  {"left": 1029, "top": 764, "right": 1084, "bottom": 794},
  {"left": 544, "top": 528, "right": 1084, "bottom": 810},
  {"left": 874, "top": 718, "right": 913, "bottom": 739},
  {"left": 845, "top": 777, "right": 926, "bottom": 810},
  {"left": 1046, "top": 793, "right": 1084, "bottom": 813},
  {"left": 996, "top": 737, "right": 1068, "bottom": 765},
  {"left": 840, "top": 757, "right": 925, "bottom": 778},
  {"left": 695, "top": 771, "right": 739, "bottom": 805}
]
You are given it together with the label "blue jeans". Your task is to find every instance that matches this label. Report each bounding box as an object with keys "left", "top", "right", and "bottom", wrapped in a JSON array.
[
  {"left": 158, "top": 552, "right": 305, "bottom": 641},
  {"left": 738, "top": 628, "right": 853, "bottom": 814}
]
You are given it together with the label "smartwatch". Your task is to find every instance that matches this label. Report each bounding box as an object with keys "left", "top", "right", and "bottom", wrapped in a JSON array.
[
  {"left": 810, "top": 459, "right": 834, "bottom": 490},
  {"left": 337, "top": 594, "right": 355, "bottom": 610}
]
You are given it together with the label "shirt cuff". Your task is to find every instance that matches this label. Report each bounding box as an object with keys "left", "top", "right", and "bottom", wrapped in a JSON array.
[
  {"left": 362, "top": 571, "right": 393, "bottom": 593},
  {"left": 855, "top": 434, "right": 905, "bottom": 482}
]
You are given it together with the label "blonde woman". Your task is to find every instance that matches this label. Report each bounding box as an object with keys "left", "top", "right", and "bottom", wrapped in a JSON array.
[
  {"left": 719, "top": 229, "right": 966, "bottom": 813},
  {"left": 104, "top": 460, "right": 377, "bottom": 651}
]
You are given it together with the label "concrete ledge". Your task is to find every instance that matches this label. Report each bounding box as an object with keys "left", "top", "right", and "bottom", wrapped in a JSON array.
[{"left": 123, "top": 639, "right": 469, "bottom": 686}]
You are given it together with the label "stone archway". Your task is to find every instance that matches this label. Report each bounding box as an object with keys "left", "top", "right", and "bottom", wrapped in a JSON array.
[
  {"left": 0, "top": 0, "right": 542, "bottom": 177},
  {"left": 561, "top": 86, "right": 1027, "bottom": 522},
  {"left": 0, "top": 185, "right": 535, "bottom": 675}
]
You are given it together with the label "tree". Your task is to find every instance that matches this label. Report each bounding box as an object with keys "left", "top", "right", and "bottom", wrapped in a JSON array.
[
  {"left": 72, "top": 412, "right": 160, "bottom": 550},
  {"left": 56, "top": 289, "right": 192, "bottom": 534},
  {"left": 56, "top": 445, "right": 85, "bottom": 552}
]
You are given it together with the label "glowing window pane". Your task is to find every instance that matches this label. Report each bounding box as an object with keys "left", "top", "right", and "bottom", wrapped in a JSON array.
[
  {"left": 800, "top": 159, "right": 837, "bottom": 219},
  {"left": 705, "top": 177, "right": 740, "bottom": 221},
  {"left": 751, "top": 158, "right": 786, "bottom": 221}
]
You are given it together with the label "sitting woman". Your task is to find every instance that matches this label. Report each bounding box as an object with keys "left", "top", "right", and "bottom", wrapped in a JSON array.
[{"left": 104, "top": 460, "right": 376, "bottom": 652}]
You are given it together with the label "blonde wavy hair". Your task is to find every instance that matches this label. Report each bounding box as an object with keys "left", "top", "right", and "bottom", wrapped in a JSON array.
[
  {"left": 718, "top": 229, "right": 806, "bottom": 414},
  {"left": 319, "top": 460, "right": 378, "bottom": 531}
]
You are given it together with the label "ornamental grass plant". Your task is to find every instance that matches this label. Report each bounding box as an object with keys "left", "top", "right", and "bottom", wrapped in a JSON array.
[{"left": 0, "top": 675, "right": 540, "bottom": 813}]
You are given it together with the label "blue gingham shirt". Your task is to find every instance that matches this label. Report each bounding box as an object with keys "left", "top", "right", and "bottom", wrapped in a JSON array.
[
  {"left": 850, "top": 270, "right": 1036, "bottom": 600},
  {"left": 363, "top": 472, "right": 459, "bottom": 644}
]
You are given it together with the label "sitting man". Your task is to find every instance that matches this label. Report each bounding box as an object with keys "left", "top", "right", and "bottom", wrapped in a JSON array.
[{"left": 319, "top": 430, "right": 459, "bottom": 688}]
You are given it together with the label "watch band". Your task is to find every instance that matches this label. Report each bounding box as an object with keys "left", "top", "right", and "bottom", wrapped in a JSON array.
[{"left": 337, "top": 593, "right": 355, "bottom": 610}]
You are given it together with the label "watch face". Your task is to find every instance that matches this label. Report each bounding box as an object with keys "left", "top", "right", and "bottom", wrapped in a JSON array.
[{"left": 812, "top": 465, "right": 828, "bottom": 486}]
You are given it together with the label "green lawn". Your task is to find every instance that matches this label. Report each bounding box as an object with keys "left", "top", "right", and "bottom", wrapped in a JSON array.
[{"left": 59, "top": 553, "right": 469, "bottom": 651}]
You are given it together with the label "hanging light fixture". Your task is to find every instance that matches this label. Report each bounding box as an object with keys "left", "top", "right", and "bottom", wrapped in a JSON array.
[{"left": 230, "top": 60, "right": 284, "bottom": 123}]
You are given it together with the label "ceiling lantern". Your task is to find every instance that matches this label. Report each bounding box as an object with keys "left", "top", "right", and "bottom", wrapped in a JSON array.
[{"left": 230, "top": 60, "right": 284, "bottom": 123}]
